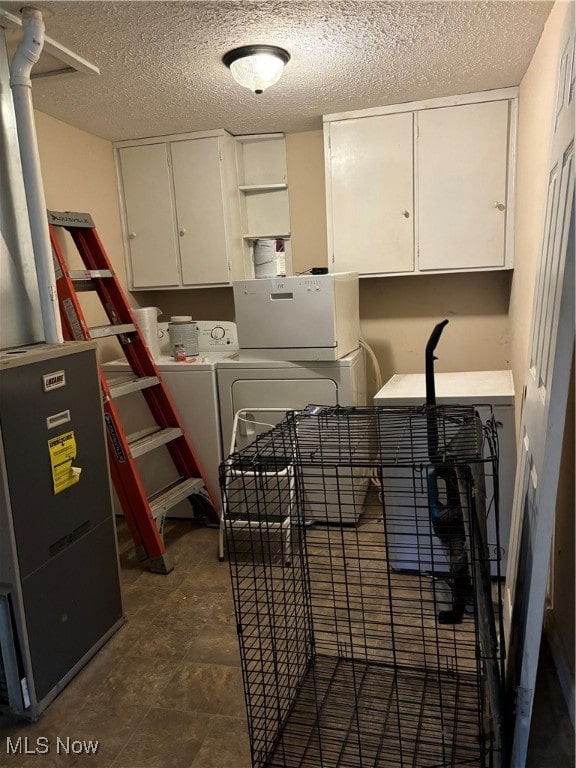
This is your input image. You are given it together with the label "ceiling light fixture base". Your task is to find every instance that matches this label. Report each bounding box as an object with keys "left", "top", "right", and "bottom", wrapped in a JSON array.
[{"left": 223, "top": 45, "right": 290, "bottom": 94}]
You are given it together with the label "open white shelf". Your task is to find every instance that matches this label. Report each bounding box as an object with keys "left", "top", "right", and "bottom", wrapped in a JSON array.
[{"left": 235, "top": 133, "right": 292, "bottom": 277}]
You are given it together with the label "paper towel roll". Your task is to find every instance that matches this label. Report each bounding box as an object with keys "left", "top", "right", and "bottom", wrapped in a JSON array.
[{"left": 133, "top": 307, "right": 162, "bottom": 360}]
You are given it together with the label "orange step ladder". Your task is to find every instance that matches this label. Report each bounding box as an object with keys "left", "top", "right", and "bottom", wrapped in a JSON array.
[{"left": 48, "top": 210, "right": 218, "bottom": 574}]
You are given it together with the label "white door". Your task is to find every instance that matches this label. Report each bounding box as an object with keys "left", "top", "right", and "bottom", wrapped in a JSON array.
[
  {"left": 326, "top": 112, "right": 414, "bottom": 275},
  {"left": 171, "top": 137, "right": 230, "bottom": 287},
  {"left": 505, "top": 8, "right": 575, "bottom": 767}
]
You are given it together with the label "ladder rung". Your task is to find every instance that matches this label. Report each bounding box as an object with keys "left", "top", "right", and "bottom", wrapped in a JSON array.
[
  {"left": 89, "top": 323, "right": 136, "bottom": 338},
  {"left": 128, "top": 427, "right": 183, "bottom": 458},
  {"left": 50, "top": 213, "right": 218, "bottom": 565},
  {"left": 69, "top": 269, "right": 113, "bottom": 280},
  {"left": 108, "top": 375, "right": 160, "bottom": 399},
  {"left": 149, "top": 477, "right": 204, "bottom": 519},
  {"left": 69, "top": 269, "right": 113, "bottom": 290}
]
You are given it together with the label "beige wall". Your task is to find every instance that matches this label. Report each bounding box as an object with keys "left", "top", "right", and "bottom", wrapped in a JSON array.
[
  {"left": 136, "top": 286, "right": 236, "bottom": 328},
  {"left": 358, "top": 272, "right": 512, "bottom": 393},
  {"left": 35, "top": 111, "right": 128, "bottom": 359},
  {"left": 286, "top": 131, "right": 329, "bottom": 273},
  {"left": 35, "top": 111, "right": 125, "bottom": 277}
]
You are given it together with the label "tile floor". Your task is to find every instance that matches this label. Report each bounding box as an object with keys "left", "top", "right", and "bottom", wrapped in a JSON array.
[
  {"left": 0, "top": 518, "right": 573, "bottom": 768},
  {"left": 0, "top": 520, "right": 251, "bottom": 768}
]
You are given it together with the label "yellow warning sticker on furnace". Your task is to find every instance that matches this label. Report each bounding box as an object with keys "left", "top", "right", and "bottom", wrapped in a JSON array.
[{"left": 48, "top": 431, "right": 81, "bottom": 494}]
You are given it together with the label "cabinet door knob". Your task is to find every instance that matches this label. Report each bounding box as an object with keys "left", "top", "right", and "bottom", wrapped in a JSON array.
[
  {"left": 402, "top": 209, "right": 410, "bottom": 218},
  {"left": 179, "top": 228, "right": 187, "bottom": 236},
  {"left": 494, "top": 201, "right": 506, "bottom": 211},
  {"left": 129, "top": 231, "right": 137, "bottom": 239}
]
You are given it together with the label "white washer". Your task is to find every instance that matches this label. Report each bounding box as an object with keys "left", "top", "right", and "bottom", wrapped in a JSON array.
[
  {"left": 104, "top": 321, "right": 238, "bottom": 517},
  {"left": 217, "top": 347, "right": 366, "bottom": 455},
  {"left": 374, "top": 370, "right": 516, "bottom": 576}
]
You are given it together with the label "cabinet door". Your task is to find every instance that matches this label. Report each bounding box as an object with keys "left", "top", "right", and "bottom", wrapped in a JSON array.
[
  {"left": 327, "top": 112, "right": 414, "bottom": 275},
  {"left": 171, "top": 138, "right": 230, "bottom": 286},
  {"left": 417, "top": 100, "right": 509, "bottom": 271},
  {"left": 118, "top": 144, "right": 180, "bottom": 288}
]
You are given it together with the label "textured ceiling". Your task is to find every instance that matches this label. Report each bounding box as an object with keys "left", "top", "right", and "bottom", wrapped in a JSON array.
[{"left": 0, "top": 1, "right": 553, "bottom": 142}]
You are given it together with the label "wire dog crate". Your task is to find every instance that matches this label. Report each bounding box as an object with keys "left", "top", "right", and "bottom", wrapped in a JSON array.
[{"left": 222, "top": 405, "right": 505, "bottom": 768}]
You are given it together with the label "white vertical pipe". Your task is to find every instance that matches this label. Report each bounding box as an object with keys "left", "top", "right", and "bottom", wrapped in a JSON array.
[{"left": 10, "top": 6, "right": 63, "bottom": 344}]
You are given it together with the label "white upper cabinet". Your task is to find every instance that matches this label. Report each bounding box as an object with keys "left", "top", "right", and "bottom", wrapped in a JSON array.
[
  {"left": 171, "top": 137, "right": 231, "bottom": 286},
  {"left": 116, "top": 129, "right": 245, "bottom": 290},
  {"left": 117, "top": 143, "right": 180, "bottom": 288},
  {"left": 327, "top": 112, "right": 414, "bottom": 275},
  {"left": 417, "top": 100, "right": 510, "bottom": 271},
  {"left": 324, "top": 89, "right": 518, "bottom": 277}
]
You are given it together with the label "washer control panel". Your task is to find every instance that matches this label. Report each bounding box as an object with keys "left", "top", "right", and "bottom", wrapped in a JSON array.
[
  {"left": 158, "top": 320, "right": 238, "bottom": 359},
  {"left": 197, "top": 321, "right": 238, "bottom": 357}
]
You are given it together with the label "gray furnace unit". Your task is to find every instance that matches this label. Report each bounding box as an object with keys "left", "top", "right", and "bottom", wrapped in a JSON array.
[{"left": 0, "top": 341, "right": 124, "bottom": 719}]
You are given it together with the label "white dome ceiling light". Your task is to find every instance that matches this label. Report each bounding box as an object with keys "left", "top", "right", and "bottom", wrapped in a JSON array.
[{"left": 223, "top": 45, "right": 290, "bottom": 94}]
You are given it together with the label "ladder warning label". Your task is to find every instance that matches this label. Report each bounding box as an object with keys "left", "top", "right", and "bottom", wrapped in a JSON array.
[
  {"left": 62, "top": 299, "right": 84, "bottom": 341},
  {"left": 48, "top": 431, "right": 82, "bottom": 494},
  {"left": 104, "top": 413, "right": 126, "bottom": 462}
]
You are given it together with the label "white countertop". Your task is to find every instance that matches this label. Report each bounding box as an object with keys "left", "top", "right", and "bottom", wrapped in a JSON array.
[{"left": 374, "top": 370, "right": 515, "bottom": 405}]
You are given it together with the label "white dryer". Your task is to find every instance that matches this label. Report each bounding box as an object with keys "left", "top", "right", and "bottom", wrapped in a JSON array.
[
  {"left": 217, "top": 347, "right": 366, "bottom": 456},
  {"left": 104, "top": 321, "right": 238, "bottom": 517}
]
